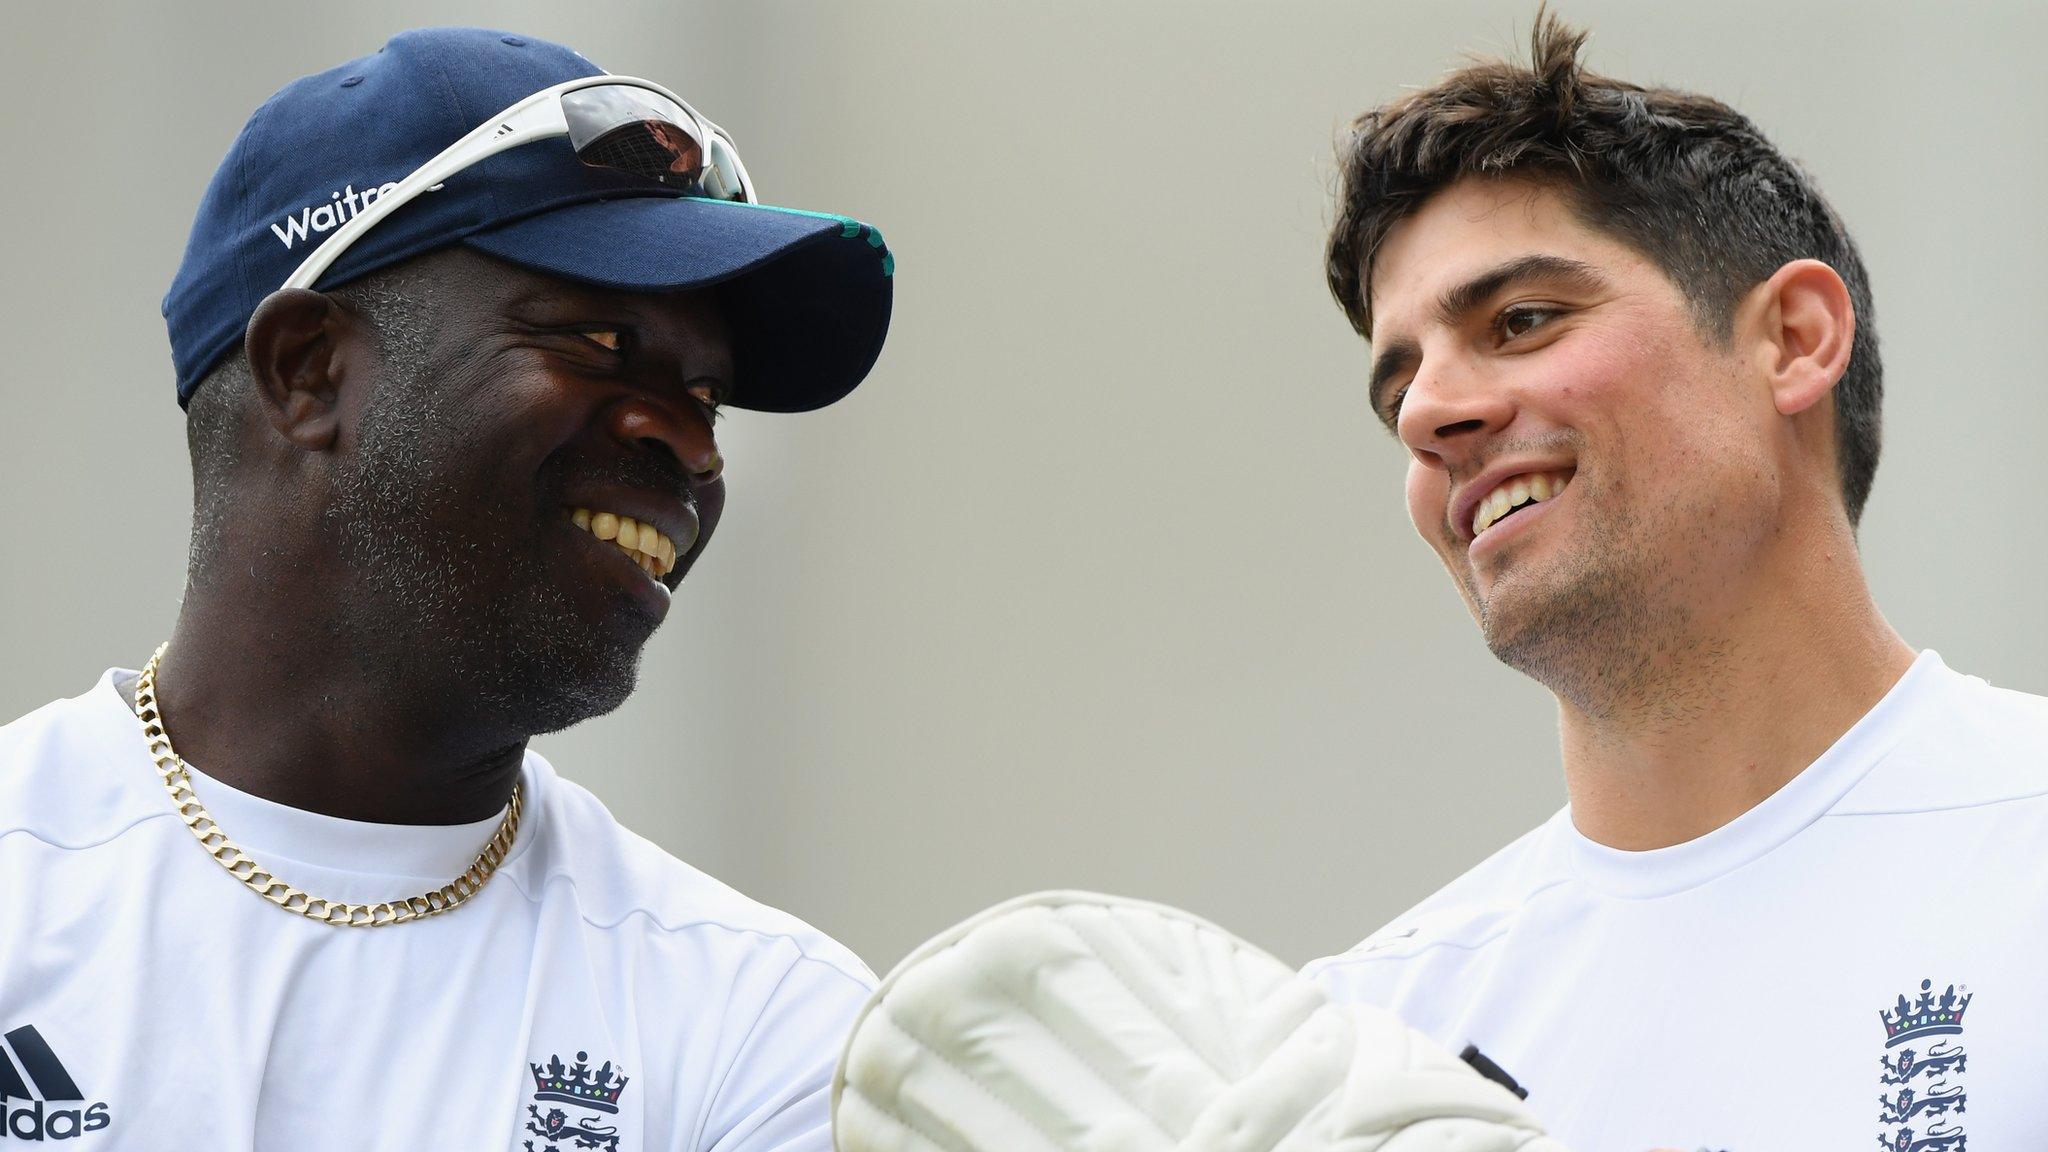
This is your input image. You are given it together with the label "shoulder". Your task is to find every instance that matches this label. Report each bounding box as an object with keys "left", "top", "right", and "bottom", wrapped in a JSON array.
[
  {"left": 0, "top": 676, "right": 108, "bottom": 761},
  {"left": 1837, "top": 654, "right": 2048, "bottom": 817},
  {"left": 0, "top": 672, "right": 168, "bottom": 854},
  {"left": 1302, "top": 811, "right": 1572, "bottom": 994},
  {"left": 507, "top": 756, "right": 875, "bottom": 993}
]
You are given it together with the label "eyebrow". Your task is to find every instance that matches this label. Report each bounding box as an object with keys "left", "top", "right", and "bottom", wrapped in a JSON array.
[{"left": 1367, "top": 253, "right": 1611, "bottom": 418}]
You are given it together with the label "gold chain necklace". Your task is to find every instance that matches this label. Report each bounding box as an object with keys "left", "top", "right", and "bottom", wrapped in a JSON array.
[{"left": 133, "top": 643, "right": 523, "bottom": 927}]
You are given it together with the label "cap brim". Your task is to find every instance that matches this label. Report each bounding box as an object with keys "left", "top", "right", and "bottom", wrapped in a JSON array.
[{"left": 463, "top": 196, "right": 892, "bottom": 413}]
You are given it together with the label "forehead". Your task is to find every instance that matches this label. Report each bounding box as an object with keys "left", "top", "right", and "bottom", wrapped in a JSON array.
[{"left": 1367, "top": 178, "right": 1652, "bottom": 335}]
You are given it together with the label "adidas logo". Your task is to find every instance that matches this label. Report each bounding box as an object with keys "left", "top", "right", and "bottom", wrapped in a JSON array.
[{"left": 0, "top": 1026, "right": 110, "bottom": 1141}]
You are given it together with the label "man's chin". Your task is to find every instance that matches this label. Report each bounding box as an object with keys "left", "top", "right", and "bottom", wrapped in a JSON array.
[
  {"left": 482, "top": 624, "right": 649, "bottom": 737},
  {"left": 1473, "top": 562, "right": 1662, "bottom": 710},
  {"left": 507, "top": 662, "right": 643, "bottom": 736}
]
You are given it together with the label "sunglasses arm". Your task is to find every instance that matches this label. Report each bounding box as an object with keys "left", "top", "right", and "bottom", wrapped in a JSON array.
[{"left": 280, "top": 93, "right": 569, "bottom": 291}]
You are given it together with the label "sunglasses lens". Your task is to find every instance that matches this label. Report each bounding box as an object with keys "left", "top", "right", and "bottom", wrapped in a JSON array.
[{"left": 562, "top": 86, "right": 705, "bottom": 185}]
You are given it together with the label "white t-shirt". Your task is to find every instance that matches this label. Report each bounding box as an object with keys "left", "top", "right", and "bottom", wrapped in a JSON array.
[
  {"left": 0, "top": 670, "right": 875, "bottom": 1151},
  {"left": 1304, "top": 651, "right": 2048, "bottom": 1152}
]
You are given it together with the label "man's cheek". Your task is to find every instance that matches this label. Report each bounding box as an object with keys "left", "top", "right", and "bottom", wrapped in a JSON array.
[{"left": 1405, "top": 463, "right": 1444, "bottom": 543}]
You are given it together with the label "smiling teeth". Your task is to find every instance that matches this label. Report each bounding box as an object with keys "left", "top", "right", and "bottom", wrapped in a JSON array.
[
  {"left": 1472, "top": 470, "right": 1572, "bottom": 538},
  {"left": 570, "top": 507, "right": 676, "bottom": 578}
]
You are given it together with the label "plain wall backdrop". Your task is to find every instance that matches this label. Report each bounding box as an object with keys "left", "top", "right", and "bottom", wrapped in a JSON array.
[{"left": 4, "top": 0, "right": 2044, "bottom": 970}]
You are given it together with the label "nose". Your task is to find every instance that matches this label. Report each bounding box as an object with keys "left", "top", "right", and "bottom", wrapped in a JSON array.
[
  {"left": 604, "top": 393, "right": 723, "bottom": 487},
  {"left": 1395, "top": 356, "right": 1515, "bottom": 471}
]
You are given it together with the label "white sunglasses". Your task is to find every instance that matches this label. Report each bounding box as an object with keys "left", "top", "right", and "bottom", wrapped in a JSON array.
[{"left": 283, "top": 74, "right": 755, "bottom": 291}]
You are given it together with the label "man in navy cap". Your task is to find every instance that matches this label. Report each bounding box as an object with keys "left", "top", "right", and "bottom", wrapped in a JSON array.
[{"left": 0, "top": 28, "right": 889, "bottom": 1150}]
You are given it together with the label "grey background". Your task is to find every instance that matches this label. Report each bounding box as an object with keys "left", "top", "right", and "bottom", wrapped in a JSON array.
[{"left": 4, "top": 0, "right": 2042, "bottom": 970}]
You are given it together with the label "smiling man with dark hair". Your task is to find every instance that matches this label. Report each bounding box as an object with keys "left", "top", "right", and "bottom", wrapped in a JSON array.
[
  {"left": 0, "top": 27, "right": 890, "bottom": 1150},
  {"left": 1300, "top": 12, "right": 2048, "bottom": 1150}
]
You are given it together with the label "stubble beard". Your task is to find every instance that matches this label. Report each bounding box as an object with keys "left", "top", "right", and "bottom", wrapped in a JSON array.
[
  {"left": 1466, "top": 486, "right": 1709, "bottom": 726},
  {"left": 328, "top": 380, "right": 643, "bottom": 739}
]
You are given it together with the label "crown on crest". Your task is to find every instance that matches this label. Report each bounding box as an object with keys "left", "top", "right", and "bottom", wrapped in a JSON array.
[
  {"left": 1880, "top": 980, "right": 1971, "bottom": 1048},
  {"left": 530, "top": 1050, "right": 630, "bottom": 1113}
]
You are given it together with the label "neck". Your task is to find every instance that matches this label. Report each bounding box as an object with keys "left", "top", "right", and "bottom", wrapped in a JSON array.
[
  {"left": 1554, "top": 518, "right": 1915, "bottom": 851},
  {"left": 151, "top": 566, "right": 527, "bottom": 825}
]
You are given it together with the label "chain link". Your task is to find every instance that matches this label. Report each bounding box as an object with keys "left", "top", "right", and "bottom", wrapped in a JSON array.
[{"left": 134, "top": 642, "right": 522, "bottom": 927}]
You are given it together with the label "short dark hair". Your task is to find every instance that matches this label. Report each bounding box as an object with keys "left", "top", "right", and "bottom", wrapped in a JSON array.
[
  {"left": 183, "top": 259, "right": 444, "bottom": 583},
  {"left": 1326, "top": 10, "right": 1883, "bottom": 524}
]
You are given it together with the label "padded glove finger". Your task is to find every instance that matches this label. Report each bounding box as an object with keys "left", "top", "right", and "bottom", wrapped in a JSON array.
[{"left": 832, "top": 891, "right": 1570, "bottom": 1152}]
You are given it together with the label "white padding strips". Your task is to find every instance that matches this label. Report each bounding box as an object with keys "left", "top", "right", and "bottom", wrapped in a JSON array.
[{"left": 833, "top": 891, "right": 1571, "bottom": 1152}]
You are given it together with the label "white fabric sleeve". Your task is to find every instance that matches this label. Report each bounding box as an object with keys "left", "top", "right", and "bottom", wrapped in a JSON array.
[
  {"left": 702, "top": 953, "right": 877, "bottom": 1152},
  {"left": 832, "top": 891, "right": 1570, "bottom": 1152}
]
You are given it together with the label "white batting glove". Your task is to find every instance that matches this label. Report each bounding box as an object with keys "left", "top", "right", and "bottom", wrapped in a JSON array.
[{"left": 832, "top": 891, "right": 1570, "bottom": 1152}]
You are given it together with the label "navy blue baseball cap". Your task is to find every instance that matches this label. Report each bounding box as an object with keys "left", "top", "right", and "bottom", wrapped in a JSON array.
[{"left": 164, "top": 27, "right": 892, "bottom": 413}]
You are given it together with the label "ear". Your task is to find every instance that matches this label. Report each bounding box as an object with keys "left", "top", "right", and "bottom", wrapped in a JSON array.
[
  {"left": 243, "top": 288, "right": 358, "bottom": 451},
  {"left": 1752, "top": 259, "right": 1856, "bottom": 418}
]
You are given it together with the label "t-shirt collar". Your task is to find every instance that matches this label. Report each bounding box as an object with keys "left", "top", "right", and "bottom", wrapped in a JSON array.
[
  {"left": 1563, "top": 649, "right": 1948, "bottom": 898},
  {"left": 93, "top": 668, "right": 531, "bottom": 882}
]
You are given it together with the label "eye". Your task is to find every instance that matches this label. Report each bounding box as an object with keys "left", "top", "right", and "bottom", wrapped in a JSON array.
[
  {"left": 1497, "top": 304, "right": 1560, "bottom": 341},
  {"left": 580, "top": 329, "right": 624, "bottom": 352},
  {"left": 1382, "top": 385, "right": 1409, "bottom": 428},
  {"left": 686, "top": 380, "right": 727, "bottom": 423}
]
